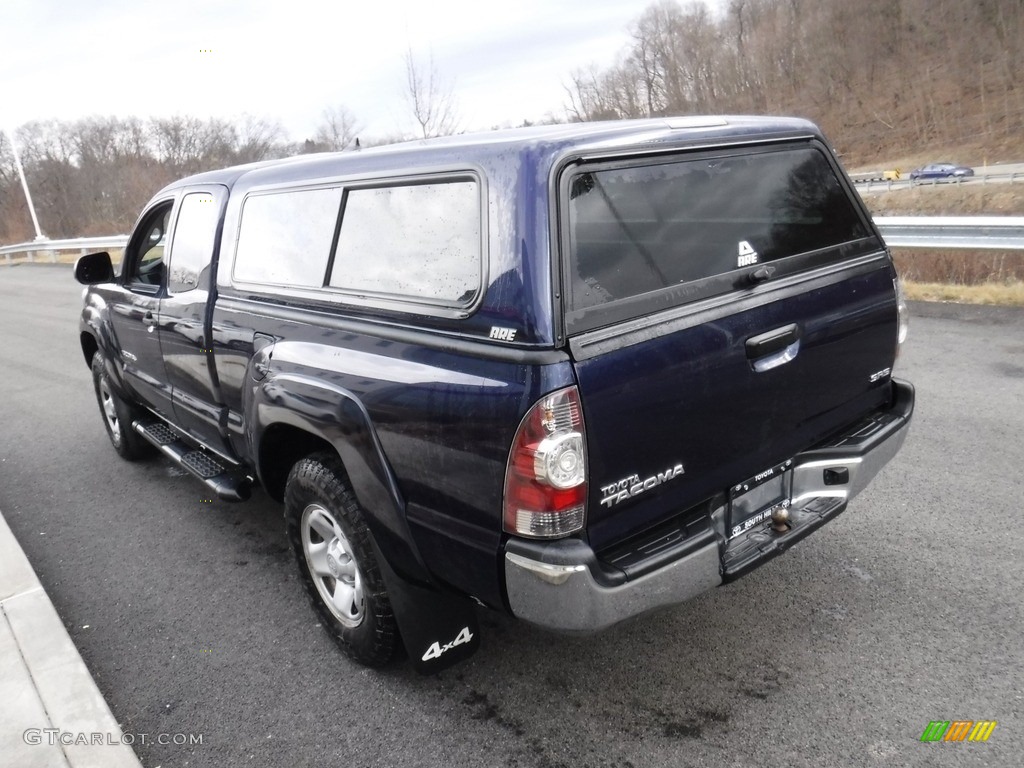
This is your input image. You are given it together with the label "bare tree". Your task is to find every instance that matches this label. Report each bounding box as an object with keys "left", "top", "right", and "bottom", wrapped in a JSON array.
[
  {"left": 403, "top": 47, "right": 460, "bottom": 138},
  {"left": 565, "top": 65, "right": 622, "bottom": 122},
  {"left": 313, "top": 106, "right": 362, "bottom": 151},
  {"left": 565, "top": 1, "right": 729, "bottom": 122},
  {"left": 150, "top": 116, "right": 205, "bottom": 173},
  {"left": 235, "top": 115, "right": 288, "bottom": 163},
  {"left": 149, "top": 116, "right": 242, "bottom": 174},
  {"left": 563, "top": 0, "right": 1024, "bottom": 165},
  {"left": 13, "top": 120, "right": 80, "bottom": 237},
  {"left": 0, "top": 131, "right": 34, "bottom": 242}
]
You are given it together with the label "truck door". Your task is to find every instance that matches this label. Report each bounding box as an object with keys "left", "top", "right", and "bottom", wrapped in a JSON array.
[
  {"left": 111, "top": 200, "right": 175, "bottom": 419},
  {"left": 158, "top": 186, "right": 234, "bottom": 457}
]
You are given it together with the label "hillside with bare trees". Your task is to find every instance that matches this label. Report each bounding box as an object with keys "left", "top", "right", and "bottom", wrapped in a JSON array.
[
  {"left": 1, "top": 110, "right": 388, "bottom": 242},
  {"left": 0, "top": 115, "right": 301, "bottom": 242},
  {"left": 566, "top": 0, "right": 1024, "bottom": 167},
  {"left": 3, "top": 0, "right": 1022, "bottom": 246}
]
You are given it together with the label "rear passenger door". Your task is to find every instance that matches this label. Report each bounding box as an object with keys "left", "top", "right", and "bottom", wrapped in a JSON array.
[{"left": 159, "top": 186, "right": 234, "bottom": 456}]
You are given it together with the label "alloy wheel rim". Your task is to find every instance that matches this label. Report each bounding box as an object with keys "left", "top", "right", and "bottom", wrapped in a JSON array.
[
  {"left": 99, "top": 379, "right": 121, "bottom": 445},
  {"left": 300, "top": 503, "right": 365, "bottom": 628}
]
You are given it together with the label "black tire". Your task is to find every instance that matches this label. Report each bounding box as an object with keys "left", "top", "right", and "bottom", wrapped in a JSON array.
[
  {"left": 284, "top": 452, "right": 399, "bottom": 667},
  {"left": 91, "top": 352, "right": 153, "bottom": 461}
]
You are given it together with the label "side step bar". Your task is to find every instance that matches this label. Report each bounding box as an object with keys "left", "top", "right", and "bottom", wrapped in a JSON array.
[{"left": 134, "top": 420, "right": 253, "bottom": 502}]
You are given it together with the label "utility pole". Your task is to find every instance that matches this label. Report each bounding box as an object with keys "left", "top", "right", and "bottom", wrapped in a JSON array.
[{"left": 5, "top": 127, "right": 46, "bottom": 240}]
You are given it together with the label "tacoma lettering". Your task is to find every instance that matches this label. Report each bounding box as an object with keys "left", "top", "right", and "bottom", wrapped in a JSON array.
[{"left": 600, "top": 464, "right": 685, "bottom": 508}]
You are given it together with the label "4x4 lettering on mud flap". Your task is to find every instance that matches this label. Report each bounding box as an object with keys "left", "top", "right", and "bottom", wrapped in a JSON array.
[{"left": 421, "top": 627, "right": 474, "bottom": 662}]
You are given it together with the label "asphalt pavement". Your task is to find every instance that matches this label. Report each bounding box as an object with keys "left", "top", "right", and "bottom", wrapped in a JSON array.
[
  {"left": 1, "top": 263, "right": 1021, "bottom": 768},
  {"left": 1, "top": 508, "right": 143, "bottom": 768}
]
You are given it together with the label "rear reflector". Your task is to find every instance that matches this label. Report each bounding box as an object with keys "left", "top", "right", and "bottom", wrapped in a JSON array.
[
  {"left": 504, "top": 386, "right": 588, "bottom": 538},
  {"left": 894, "top": 277, "right": 909, "bottom": 349}
]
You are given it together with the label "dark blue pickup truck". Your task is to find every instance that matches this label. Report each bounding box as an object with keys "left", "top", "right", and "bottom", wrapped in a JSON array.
[{"left": 75, "top": 117, "right": 913, "bottom": 672}]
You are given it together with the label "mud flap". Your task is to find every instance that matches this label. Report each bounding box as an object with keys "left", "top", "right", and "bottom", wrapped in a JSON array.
[{"left": 372, "top": 541, "right": 481, "bottom": 674}]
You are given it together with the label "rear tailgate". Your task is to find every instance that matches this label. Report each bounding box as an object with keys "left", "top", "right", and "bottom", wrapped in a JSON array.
[{"left": 560, "top": 140, "right": 899, "bottom": 553}]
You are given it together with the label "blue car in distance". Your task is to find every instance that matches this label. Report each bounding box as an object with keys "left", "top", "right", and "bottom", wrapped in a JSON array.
[{"left": 909, "top": 162, "right": 974, "bottom": 180}]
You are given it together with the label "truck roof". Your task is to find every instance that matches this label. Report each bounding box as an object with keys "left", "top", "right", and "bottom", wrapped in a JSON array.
[{"left": 155, "top": 116, "right": 821, "bottom": 196}]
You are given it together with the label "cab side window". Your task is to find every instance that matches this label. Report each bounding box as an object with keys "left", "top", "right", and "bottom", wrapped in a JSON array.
[
  {"left": 126, "top": 203, "right": 172, "bottom": 289},
  {"left": 167, "top": 192, "right": 220, "bottom": 293}
]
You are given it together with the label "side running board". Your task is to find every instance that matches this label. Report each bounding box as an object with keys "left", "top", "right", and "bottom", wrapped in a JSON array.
[{"left": 134, "top": 420, "right": 253, "bottom": 502}]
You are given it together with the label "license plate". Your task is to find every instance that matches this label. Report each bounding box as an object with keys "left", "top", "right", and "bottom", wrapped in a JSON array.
[{"left": 729, "top": 464, "right": 791, "bottom": 539}]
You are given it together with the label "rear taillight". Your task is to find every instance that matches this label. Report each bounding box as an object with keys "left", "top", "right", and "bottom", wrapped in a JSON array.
[{"left": 503, "top": 386, "right": 588, "bottom": 538}]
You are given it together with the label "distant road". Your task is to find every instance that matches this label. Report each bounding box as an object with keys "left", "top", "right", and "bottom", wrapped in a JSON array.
[{"left": 853, "top": 162, "right": 1024, "bottom": 192}]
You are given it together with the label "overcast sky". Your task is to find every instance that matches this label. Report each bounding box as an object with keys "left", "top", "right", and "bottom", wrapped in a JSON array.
[{"left": 0, "top": 0, "right": 697, "bottom": 142}]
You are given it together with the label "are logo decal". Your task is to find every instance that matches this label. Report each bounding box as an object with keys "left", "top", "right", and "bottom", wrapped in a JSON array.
[{"left": 737, "top": 240, "right": 759, "bottom": 267}]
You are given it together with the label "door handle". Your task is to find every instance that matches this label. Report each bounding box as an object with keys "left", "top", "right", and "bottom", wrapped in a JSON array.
[
  {"left": 142, "top": 311, "right": 157, "bottom": 331},
  {"left": 746, "top": 324, "right": 799, "bottom": 358},
  {"left": 746, "top": 324, "right": 801, "bottom": 372}
]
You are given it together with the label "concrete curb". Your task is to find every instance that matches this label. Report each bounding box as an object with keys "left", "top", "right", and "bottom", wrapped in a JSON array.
[{"left": 0, "top": 509, "right": 143, "bottom": 768}]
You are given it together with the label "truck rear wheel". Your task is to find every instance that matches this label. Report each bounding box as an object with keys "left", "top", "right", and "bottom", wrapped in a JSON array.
[
  {"left": 91, "top": 352, "right": 152, "bottom": 461},
  {"left": 284, "top": 453, "right": 399, "bottom": 667}
]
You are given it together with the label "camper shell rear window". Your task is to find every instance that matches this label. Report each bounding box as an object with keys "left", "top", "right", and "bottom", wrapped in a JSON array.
[{"left": 562, "top": 143, "right": 879, "bottom": 334}]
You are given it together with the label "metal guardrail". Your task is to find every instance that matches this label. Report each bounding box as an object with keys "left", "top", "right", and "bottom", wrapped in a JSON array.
[
  {"left": 873, "top": 216, "right": 1024, "bottom": 249},
  {"left": 0, "top": 235, "right": 128, "bottom": 264},
  {"left": 854, "top": 171, "right": 1022, "bottom": 191},
  {"left": 1, "top": 218, "right": 1023, "bottom": 264}
]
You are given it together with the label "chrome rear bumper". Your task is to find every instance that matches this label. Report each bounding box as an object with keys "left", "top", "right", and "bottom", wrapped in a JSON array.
[{"left": 504, "top": 380, "right": 914, "bottom": 633}]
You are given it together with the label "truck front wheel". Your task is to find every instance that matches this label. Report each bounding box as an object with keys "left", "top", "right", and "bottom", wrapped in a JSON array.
[
  {"left": 284, "top": 453, "right": 399, "bottom": 667},
  {"left": 91, "top": 352, "right": 152, "bottom": 461}
]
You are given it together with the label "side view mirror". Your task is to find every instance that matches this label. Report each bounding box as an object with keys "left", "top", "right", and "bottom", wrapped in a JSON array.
[{"left": 75, "top": 251, "right": 115, "bottom": 285}]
